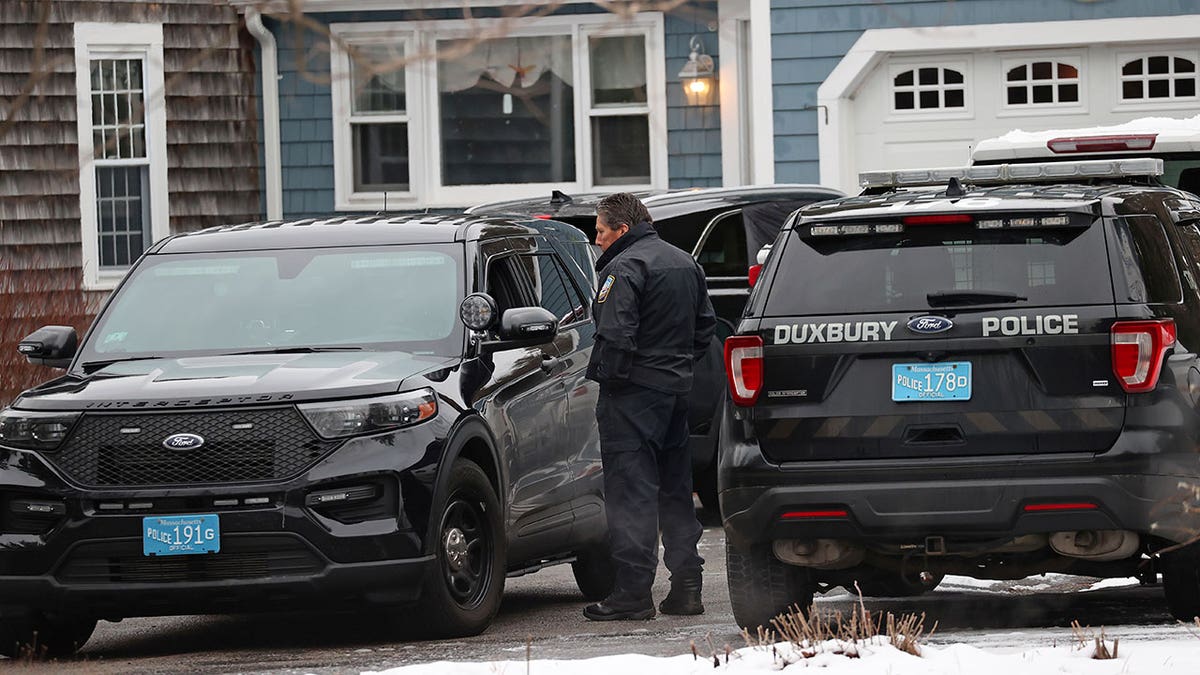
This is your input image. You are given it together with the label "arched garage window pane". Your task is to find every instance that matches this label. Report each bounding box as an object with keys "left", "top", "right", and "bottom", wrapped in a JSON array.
[
  {"left": 893, "top": 67, "right": 965, "bottom": 111},
  {"left": 1120, "top": 55, "right": 1197, "bottom": 100},
  {"left": 1006, "top": 60, "right": 1079, "bottom": 106}
]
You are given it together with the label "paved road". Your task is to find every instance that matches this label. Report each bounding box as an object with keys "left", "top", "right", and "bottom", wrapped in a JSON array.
[{"left": 11, "top": 511, "right": 1191, "bottom": 673}]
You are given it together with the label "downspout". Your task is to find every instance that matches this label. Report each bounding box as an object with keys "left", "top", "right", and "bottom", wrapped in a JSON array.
[{"left": 245, "top": 8, "right": 283, "bottom": 220}]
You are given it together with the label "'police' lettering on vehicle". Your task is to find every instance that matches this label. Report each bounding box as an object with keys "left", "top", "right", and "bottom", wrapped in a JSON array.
[
  {"left": 774, "top": 321, "right": 897, "bottom": 344},
  {"left": 981, "top": 314, "right": 1079, "bottom": 337}
]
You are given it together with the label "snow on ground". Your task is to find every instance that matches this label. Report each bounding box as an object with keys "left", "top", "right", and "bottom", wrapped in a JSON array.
[
  {"left": 368, "top": 634, "right": 1200, "bottom": 675},
  {"left": 367, "top": 576, "right": 1197, "bottom": 675}
]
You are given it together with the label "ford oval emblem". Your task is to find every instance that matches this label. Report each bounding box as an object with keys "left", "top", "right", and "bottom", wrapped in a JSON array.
[
  {"left": 907, "top": 315, "right": 954, "bottom": 334},
  {"left": 162, "top": 433, "right": 205, "bottom": 451}
]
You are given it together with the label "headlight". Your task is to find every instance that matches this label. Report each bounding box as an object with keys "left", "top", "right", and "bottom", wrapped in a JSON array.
[
  {"left": 298, "top": 389, "right": 438, "bottom": 439},
  {"left": 0, "top": 409, "right": 81, "bottom": 451}
]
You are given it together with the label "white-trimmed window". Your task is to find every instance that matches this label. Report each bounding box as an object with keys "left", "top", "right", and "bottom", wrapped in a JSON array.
[
  {"left": 331, "top": 14, "right": 667, "bottom": 210},
  {"left": 73, "top": 23, "right": 169, "bottom": 291},
  {"left": 1004, "top": 59, "right": 1081, "bottom": 107},
  {"left": 891, "top": 66, "right": 966, "bottom": 111},
  {"left": 1120, "top": 54, "right": 1197, "bottom": 101}
]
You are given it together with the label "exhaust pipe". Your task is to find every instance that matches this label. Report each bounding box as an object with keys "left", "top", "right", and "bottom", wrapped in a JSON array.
[
  {"left": 773, "top": 539, "right": 865, "bottom": 569},
  {"left": 1049, "top": 530, "right": 1139, "bottom": 561}
]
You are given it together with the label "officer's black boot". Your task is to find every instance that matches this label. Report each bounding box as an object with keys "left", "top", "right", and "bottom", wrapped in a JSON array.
[
  {"left": 658, "top": 571, "right": 704, "bottom": 615},
  {"left": 583, "top": 589, "right": 655, "bottom": 621}
]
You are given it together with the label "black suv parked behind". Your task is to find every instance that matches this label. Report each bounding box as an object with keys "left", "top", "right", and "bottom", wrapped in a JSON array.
[
  {"left": 720, "top": 158, "right": 1200, "bottom": 629},
  {"left": 469, "top": 185, "right": 844, "bottom": 509},
  {"left": 0, "top": 214, "right": 613, "bottom": 657}
]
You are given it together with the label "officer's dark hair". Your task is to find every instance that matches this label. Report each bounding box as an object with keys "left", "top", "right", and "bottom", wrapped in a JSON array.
[{"left": 597, "top": 192, "right": 653, "bottom": 229}]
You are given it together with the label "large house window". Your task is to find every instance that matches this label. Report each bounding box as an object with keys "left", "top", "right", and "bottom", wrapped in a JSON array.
[
  {"left": 1120, "top": 55, "right": 1197, "bottom": 101},
  {"left": 73, "top": 23, "right": 169, "bottom": 290},
  {"left": 891, "top": 66, "right": 965, "bottom": 111},
  {"left": 1005, "top": 59, "right": 1080, "bottom": 106},
  {"left": 331, "top": 15, "right": 666, "bottom": 210}
]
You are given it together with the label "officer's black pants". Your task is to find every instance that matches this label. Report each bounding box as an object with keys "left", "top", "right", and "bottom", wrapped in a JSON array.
[{"left": 597, "top": 383, "right": 704, "bottom": 598}]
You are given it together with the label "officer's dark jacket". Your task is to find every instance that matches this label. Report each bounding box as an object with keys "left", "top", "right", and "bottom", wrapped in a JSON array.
[{"left": 586, "top": 221, "right": 716, "bottom": 394}]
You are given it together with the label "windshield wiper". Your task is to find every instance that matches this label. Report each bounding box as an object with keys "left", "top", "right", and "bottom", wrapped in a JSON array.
[
  {"left": 77, "top": 356, "right": 166, "bottom": 373},
  {"left": 927, "top": 290, "right": 1028, "bottom": 307},
  {"left": 227, "top": 346, "right": 364, "bottom": 355}
]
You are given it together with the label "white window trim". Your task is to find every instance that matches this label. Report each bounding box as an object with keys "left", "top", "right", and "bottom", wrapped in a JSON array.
[
  {"left": 998, "top": 53, "right": 1085, "bottom": 117},
  {"left": 74, "top": 23, "right": 168, "bottom": 291},
  {"left": 331, "top": 13, "right": 667, "bottom": 211},
  {"left": 816, "top": 15, "right": 1200, "bottom": 194},
  {"left": 1114, "top": 47, "right": 1200, "bottom": 113},
  {"left": 886, "top": 57, "right": 972, "bottom": 122}
]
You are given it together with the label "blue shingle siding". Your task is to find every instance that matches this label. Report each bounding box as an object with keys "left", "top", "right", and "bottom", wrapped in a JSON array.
[
  {"left": 770, "top": 0, "right": 1200, "bottom": 184},
  {"left": 266, "top": 4, "right": 718, "bottom": 217},
  {"left": 665, "top": 3, "right": 722, "bottom": 189}
]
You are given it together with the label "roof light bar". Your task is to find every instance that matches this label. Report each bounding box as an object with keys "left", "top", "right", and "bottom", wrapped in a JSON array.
[
  {"left": 859, "top": 158, "right": 1164, "bottom": 189},
  {"left": 808, "top": 222, "right": 903, "bottom": 236}
]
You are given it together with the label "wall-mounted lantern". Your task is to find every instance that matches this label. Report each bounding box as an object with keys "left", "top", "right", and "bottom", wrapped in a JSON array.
[{"left": 678, "top": 35, "right": 714, "bottom": 101}]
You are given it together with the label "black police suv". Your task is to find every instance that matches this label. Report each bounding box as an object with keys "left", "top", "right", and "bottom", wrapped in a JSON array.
[
  {"left": 469, "top": 185, "right": 844, "bottom": 509},
  {"left": 0, "top": 214, "right": 612, "bottom": 657},
  {"left": 719, "top": 158, "right": 1200, "bottom": 629}
]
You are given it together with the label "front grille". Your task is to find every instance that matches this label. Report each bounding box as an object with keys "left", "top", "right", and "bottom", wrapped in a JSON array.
[
  {"left": 47, "top": 407, "right": 337, "bottom": 487},
  {"left": 56, "top": 535, "right": 325, "bottom": 584}
]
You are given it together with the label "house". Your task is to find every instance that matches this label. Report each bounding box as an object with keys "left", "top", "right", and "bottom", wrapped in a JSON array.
[
  {"left": 3, "top": 0, "right": 1199, "bottom": 404},
  {"left": 0, "top": 0, "right": 261, "bottom": 404}
]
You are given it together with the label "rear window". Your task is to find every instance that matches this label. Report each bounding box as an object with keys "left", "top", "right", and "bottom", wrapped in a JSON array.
[{"left": 763, "top": 221, "right": 1115, "bottom": 316}]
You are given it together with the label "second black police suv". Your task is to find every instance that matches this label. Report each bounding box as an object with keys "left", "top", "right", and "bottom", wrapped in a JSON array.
[
  {"left": 720, "top": 158, "right": 1200, "bottom": 629},
  {"left": 0, "top": 214, "right": 613, "bottom": 657}
]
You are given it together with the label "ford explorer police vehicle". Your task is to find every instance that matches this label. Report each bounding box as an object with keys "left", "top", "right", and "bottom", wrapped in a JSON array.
[
  {"left": 719, "top": 157, "right": 1200, "bottom": 630},
  {"left": 0, "top": 214, "right": 613, "bottom": 657}
]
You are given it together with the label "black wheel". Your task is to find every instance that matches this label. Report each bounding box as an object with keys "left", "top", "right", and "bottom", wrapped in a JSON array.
[
  {"left": 572, "top": 545, "right": 616, "bottom": 601},
  {"left": 0, "top": 613, "right": 97, "bottom": 659},
  {"left": 417, "top": 459, "right": 506, "bottom": 637},
  {"left": 855, "top": 569, "right": 944, "bottom": 597},
  {"left": 726, "top": 537, "right": 815, "bottom": 632},
  {"left": 1161, "top": 547, "right": 1200, "bottom": 621}
]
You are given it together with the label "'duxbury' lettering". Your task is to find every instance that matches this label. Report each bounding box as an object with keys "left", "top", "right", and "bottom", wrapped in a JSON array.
[{"left": 773, "top": 321, "right": 898, "bottom": 344}]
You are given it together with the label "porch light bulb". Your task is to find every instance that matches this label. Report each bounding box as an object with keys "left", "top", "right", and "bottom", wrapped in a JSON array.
[{"left": 688, "top": 79, "right": 709, "bottom": 95}]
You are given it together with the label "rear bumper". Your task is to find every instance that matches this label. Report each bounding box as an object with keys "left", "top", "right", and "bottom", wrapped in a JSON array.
[{"left": 719, "top": 409, "right": 1200, "bottom": 549}]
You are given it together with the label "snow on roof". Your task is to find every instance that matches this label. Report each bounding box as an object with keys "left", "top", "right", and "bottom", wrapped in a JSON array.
[{"left": 973, "top": 114, "right": 1200, "bottom": 161}]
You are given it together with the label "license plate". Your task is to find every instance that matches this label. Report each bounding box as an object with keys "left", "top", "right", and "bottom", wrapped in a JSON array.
[
  {"left": 143, "top": 514, "right": 220, "bottom": 556},
  {"left": 892, "top": 362, "right": 972, "bottom": 402}
]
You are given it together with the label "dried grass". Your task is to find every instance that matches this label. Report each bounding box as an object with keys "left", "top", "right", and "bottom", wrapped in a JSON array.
[{"left": 1071, "top": 620, "right": 1118, "bottom": 659}]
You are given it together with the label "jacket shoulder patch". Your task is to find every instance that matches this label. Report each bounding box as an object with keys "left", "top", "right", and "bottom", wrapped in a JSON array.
[{"left": 598, "top": 274, "right": 616, "bottom": 303}]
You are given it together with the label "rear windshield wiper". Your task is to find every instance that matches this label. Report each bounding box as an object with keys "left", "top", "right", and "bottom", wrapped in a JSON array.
[
  {"left": 228, "top": 346, "right": 364, "bottom": 355},
  {"left": 927, "top": 290, "right": 1028, "bottom": 307}
]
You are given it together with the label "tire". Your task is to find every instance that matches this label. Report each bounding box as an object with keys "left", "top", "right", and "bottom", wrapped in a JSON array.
[
  {"left": 0, "top": 613, "right": 97, "bottom": 659},
  {"left": 571, "top": 545, "right": 616, "bottom": 601},
  {"left": 726, "top": 537, "right": 815, "bottom": 632},
  {"left": 855, "top": 569, "right": 944, "bottom": 597},
  {"left": 1161, "top": 547, "right": 1200, "bottom": 622},
  {"left": 417, "top": 459, "right": 506, "bottom": 638}
]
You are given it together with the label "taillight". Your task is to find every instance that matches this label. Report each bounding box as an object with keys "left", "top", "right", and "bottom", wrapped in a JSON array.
[
  {"left": 747, "top": 264, "right": 763, "bottom": 287},
  {"left": 1047, "top": 134, "right": 1157, "bottom": 154},
  {"left": 724, "top": 335, "right": 764, "bottom": 406},
  {"left": 1111, "top": 319, "right": 1176, "bottom": 393}
]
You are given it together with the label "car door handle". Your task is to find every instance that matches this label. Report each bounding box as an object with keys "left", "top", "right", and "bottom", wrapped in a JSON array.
[{"left": 541, "top": 355, "right": 562, "bottom": 374}]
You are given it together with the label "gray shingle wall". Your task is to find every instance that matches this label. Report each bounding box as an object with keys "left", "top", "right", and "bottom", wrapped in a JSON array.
[
  {"left": 665, "top": 2, "right": 722, "bottom": 189},
  {"left": 770, "top": 0, "right": 1200, "bottom": 183}
]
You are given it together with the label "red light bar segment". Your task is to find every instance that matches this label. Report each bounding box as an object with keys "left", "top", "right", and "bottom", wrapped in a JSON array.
[
  {"left": 780, "top": 509, "right": 849, "bottom": 520},
  {"left": 532, "top": 214, "right": 553, "bottom": 220},
  {"left": 902, "top": 214, "right": 974, "bottom": 226},
  {"left": 1023, "top": 502, "right": 1098, "bottom": 512},
  {"left": 1047, "top": 134, "right": 1157, "bottom": 154}
]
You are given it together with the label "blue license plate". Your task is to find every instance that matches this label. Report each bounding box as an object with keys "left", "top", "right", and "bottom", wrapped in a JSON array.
[
  {"left": 892, "top": 362, "right": 972, "bottom": 402},
  {"left": 143, "top": 514, "right": 220, "bottom": 556}
]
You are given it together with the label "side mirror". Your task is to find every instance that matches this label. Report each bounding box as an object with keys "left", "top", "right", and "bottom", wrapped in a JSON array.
[
  {"left": 755, "top": 244, "right": 773, "bottom": 265},
  {"left": 498, "top": 307, "right": 558, "bottom": 342},
  {"left": 480, "top": 307, "right": 558, "bottom": 354},
  {"left": 18, "top": 326, "right": 78, "bottom": 368}
]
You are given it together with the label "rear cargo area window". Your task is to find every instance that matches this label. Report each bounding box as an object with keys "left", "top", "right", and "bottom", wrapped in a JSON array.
[
  {"left": 765, "top": 223, "right": 1114, "bottom": 316},
  {"left": 1109, "top": 215, "right": 1182, "bottom": 304}
]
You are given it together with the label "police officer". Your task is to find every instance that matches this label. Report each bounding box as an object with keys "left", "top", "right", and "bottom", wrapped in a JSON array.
[{"left": 583, "top": 193, "right": 716, "bottom": 621}]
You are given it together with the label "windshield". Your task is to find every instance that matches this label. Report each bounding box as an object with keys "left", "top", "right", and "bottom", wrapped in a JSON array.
[
  {"left": 763, "top": 222, "right": 1114, "bottom": 316},
  {"left": 78, "top": 245, "right": 465, "bottom": 363}
]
